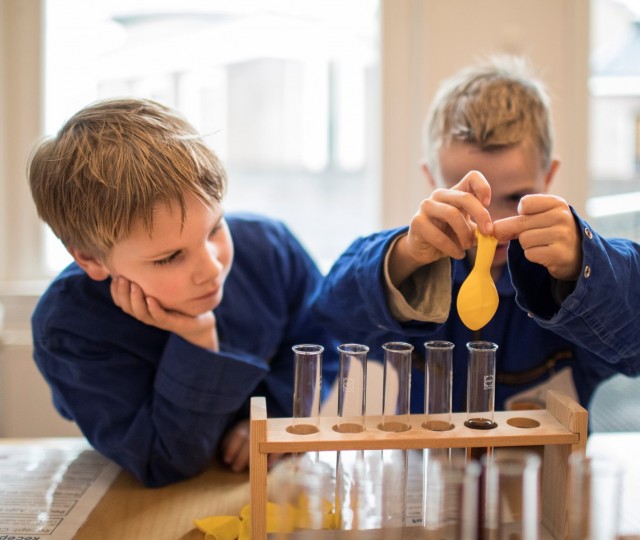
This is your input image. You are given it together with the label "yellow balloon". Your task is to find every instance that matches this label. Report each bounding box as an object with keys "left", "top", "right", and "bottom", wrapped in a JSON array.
[{"left": 457, "top": 229, "right": 499, "bottom": 330}]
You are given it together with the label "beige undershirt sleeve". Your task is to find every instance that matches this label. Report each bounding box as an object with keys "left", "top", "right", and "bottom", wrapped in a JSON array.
[{"left": 383, "top": 234, "right": 452, "bottom": 323}]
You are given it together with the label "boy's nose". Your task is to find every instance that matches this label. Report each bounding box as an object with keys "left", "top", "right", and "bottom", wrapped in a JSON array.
[{"left": 194, "top": 248, "right": 221, "bottom": 284}]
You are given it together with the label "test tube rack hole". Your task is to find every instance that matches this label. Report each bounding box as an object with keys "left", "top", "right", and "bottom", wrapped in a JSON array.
[{"left": 249, "top": 390, "right": 588, "bottom": 539}]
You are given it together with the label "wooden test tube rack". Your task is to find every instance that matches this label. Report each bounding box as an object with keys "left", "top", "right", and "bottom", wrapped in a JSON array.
[{"left": 249, "top": 390, "right": 588, "bottom": 539}]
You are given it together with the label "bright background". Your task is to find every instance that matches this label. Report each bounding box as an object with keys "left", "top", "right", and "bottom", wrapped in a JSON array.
[{"left": 1, "top": 0, "right": 640, "bottom": 437}]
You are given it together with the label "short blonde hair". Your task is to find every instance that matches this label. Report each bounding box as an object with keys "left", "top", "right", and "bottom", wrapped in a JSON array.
[
  {"left": 424, "top": 56, "right": 553, "bottom": 180},
  {"left": 28, "top": 98, "right": 227, "bottom": 258}
]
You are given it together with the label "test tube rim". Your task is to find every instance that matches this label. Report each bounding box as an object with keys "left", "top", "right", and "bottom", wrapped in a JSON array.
[
  {"left": 337, "top": 343, "right": 370, "bottom": 354},
  {"left": 292, "top": 344, "right": 325, "bottom": 355},
  {"left": 382, "top": 341, "right": 414, "bottom": 353},
  {"left": 424, "top": 340, "right": 455, "bottom": 350},
  {"left": 466, "top": 341, "right": 499, "bottom": 352}
]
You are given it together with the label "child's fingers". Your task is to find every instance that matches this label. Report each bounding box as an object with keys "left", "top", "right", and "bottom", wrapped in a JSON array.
[
  {"left": 128, "top": 283, "right": 151, "bottom": 320},
  {"left": 144, "top": 296, "right": 169, "bottom": 324},
  {"left": 493, "top": 213, "right": 552, "bottom": 241},
  {"left": 493, "top": 215, "right": 528, "bottom": 242},
  {"left": 494, "top": 195, "right": 572, "bottom": 242},
  {"left": 268, "top": 453, "right": 285, "bottom": 469},
  {"left": 417, "top": 199, "right": 475, "bottom": 248},
  {"left": 230, "top": 443, "right": 250, "bottom": 473},
  {"left": 110, "top": 276, "right": 132, "bottom": 311},
  {"left": 222, "top": 431, "right": 244, "bottom": 464},
  {"left": 454, "top": 170, "right": 492, "bottom": 207},
  {"left": 109, "top": 277, "right": 122, "bottom": 307},
  {"left": 222, "top": 421, "right": 250, "bottom": 472},
  {"left": 431, "top": 187, "right": 493, "bottom": 235},
  {"left": 517, "top": 193, "right": 565, "bottom": 215},
  {"left": 410, "top": 211, "right": 467, "bottom": 259},
  {"left": 110, "top": 276, "right": 151, "bottom": 323}
]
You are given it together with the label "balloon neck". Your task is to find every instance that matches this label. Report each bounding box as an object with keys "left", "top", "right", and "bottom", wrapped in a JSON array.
[{"left": 474, "top": 231, "right": 498, "bottom": 271}]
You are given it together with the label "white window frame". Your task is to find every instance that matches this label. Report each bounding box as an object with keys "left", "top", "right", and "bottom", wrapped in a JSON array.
[{"left": 0, "top": 0, "right": 48, "bottom": 287}]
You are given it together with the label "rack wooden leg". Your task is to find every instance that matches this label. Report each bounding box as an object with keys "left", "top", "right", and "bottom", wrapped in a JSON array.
[
  {"left": 250, "top": 397, "right": 268, "bottom": 539},
  {"left": 542, "top": 390, "right": 588, "bottom": 540}
]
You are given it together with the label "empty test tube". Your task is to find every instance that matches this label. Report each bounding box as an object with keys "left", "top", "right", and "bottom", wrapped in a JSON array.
[
  {"left": 568, "top": 453, "right": 622, "bottom": 540},
  {"left": 379, "top": 342, "right": 413, "bottom": 432},
  {"left": 482, "top": 450, "right": 541, "bottom": 540},
  {"left": 271, "top": 454, "right": 335, "bottom": 538},
  {"left": 422, "top": 455, "right": 480, "bottom": 540},
  {"left": 288, "top": 344, "right": 323, "bottom": 435},
  {"left": 335, "top": 343, "right": 369, "bottom": 433},
  {"left": 423, "top": 340, "right": 454, "bottom": 431}
]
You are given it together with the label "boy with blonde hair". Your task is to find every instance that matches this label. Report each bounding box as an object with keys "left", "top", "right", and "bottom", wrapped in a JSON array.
[
  {"left": 29, "top": 98, "right": 338, "bottom": 487},
  {"left": 313, "top": 56, "right": 640, "bottom": 415}
]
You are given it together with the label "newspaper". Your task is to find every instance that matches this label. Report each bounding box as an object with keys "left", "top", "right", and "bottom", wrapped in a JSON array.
[{"left": 0, "top": 438, "right": 120, "bottom": 539}]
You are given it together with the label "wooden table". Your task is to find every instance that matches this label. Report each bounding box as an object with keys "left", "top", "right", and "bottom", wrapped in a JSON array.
[
  {"left": 0, "top": 438, "right": 250, "bottom": 540},
  {"left": 2, "top": 433, "right": 640, "bottom": 540},
  {"left": 74, "top": 462, "right": 251, "bottom": 539}
]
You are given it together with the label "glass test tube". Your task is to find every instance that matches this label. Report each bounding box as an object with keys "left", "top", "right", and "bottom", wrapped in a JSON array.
[
  {"left": 288, "top": 344, "right": 323, "bottom": 435},
  {"left": 465, "top": 341, "right": 498, "bottom": 430},
  {"left": 270, "top": 454, "right": 335, "bottom": 538},
  {"left": 568, "top": 453, "right": 622, "bottom": 540},
  {"left": 422, "top": 456, "right": 481, "bottom": 540},
  {"left": 378, "top": 342, "right": 412, "bottom": 535},
  {"left": 334, "top": 344, "right": 368, "bottom": 531},
  {"left": 379, "top": 342, "right": 413, "bottom": 432},
  {"left": 380, "top": 448, "right": 408, "bottom": 535},
  {"left": 335, "top": 343, "right": 369, "bottom": 433},
  {"left": 482, "top": 450, "right": 541, "bottom": 540},
  {"left": 423, "top": 340, "right": 454, "bottom": 431},
  {"left": 336, "top": 449, "right": 386, "bottom": 532}
]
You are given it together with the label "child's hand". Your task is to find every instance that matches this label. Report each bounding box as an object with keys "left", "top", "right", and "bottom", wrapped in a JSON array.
[
  {"left": 389, "top": 170, "right": 493, "bottom": 286},
  {"left": 221, "top": 420, "right": 284, "bottom": 473},
  {"left": 493, "top": 194, "right": 582, "bottom": 281},
  {"left": 110, "top": 276, "right": 219, "bottom": 351}
]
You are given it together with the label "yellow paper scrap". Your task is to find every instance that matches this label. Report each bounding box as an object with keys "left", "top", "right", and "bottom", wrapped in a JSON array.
[
  {"left": 294, "top": 493, "right": 335, "bottom": 529},
  {"left": 195, "top": 498, "right": 336, "bottom": 539},
  {"left": 193, "top": 515, "right": 240, "bottom": 540},
  {"left": 239, "top": 502, "right": 296, "bottom": 534}
]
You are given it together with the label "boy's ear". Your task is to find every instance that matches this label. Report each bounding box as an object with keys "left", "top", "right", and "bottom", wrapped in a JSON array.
[
  {"left": 421, "top": 163, "right": 437, "bottom": 191},
  {"left": 543, "top": 159, "right": 561, "bottom": 193},
  {"left": 67, "top": 247, "right": 111, "bottom": 281}
]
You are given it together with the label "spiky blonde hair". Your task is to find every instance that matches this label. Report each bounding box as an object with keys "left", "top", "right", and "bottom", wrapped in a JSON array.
[
  {"left": 423, "top": 56, "right": 553, "bottom": 180},
  {"left": 28, "top": 98, "right": 226, "bottom": 258}
]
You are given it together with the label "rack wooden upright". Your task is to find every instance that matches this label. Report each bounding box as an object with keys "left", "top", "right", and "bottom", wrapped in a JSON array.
[{"left": 249, "top": 390, "right": 588, "bottom": 539}]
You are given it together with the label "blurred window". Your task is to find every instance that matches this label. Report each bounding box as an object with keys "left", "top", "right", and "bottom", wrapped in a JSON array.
[
  {"left": 44, "top": 0, "right": 380, "bottom": 273},
  {"left": 587, "top": 0, "right": 640, "bottom": 239}
]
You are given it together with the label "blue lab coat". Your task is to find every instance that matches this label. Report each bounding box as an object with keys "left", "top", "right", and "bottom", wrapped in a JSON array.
[
  {"left": 32, "top": 214, "right": 339, "bottom": 487},
  {"left": 312, "top": 210, "right": 640, "bottom": 415}
]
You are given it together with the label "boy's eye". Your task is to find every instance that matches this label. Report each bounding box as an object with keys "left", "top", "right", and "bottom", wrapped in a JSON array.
[
  {"left": 507, "top": 194, "right": 524, "bottom": 204},
  {"left": 153, "top": 251, "right": 180, "bottom": 266}
]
